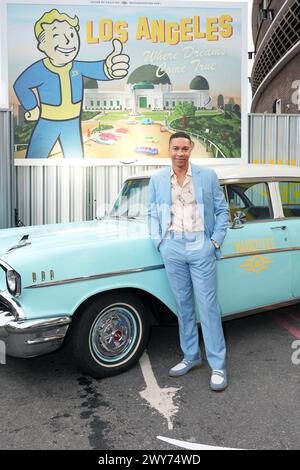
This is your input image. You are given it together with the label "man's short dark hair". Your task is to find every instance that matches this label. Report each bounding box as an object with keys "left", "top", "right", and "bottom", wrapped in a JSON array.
[{"left": 169, "top": 132, "right": 192, "bottom": 145}]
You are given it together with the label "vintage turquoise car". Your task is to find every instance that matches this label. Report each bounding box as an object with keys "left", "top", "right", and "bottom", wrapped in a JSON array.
[{"left": 1, "top": 164, "right": 300, "bottom": 378}]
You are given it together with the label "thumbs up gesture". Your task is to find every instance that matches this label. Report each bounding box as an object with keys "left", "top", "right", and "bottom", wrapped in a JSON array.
[{"left": 104, "top": 39, "right": 130, "bottom": 80}]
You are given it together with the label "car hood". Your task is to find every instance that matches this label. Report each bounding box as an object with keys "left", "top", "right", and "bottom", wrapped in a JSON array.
[
  {"left": 0, "top": 218, "right": 163, "bottom": 312},
  {"left": 0, "top": 219, "right": 148, "bottom": 261}
]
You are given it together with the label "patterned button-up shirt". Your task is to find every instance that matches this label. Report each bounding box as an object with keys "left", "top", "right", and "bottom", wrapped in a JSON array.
[{"left": 170, "top": 163, "right": 204, "bottom": 232}]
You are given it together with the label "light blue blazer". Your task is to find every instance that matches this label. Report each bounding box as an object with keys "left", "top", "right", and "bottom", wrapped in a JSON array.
[{"left": 147, "top": 163, "right": 230, "bottom": 259}]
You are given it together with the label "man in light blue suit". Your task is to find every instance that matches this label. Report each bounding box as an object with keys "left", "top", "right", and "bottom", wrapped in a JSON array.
[{"left": 147, "top": 132, "right": 230, "bottom": 391}]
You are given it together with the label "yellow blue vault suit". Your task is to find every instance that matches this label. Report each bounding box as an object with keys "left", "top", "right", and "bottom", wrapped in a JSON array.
[{"left": 14, "top": 58, "right": 108, "bottom": 158}]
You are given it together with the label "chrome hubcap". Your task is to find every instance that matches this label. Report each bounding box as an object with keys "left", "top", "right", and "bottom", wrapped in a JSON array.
[{"left": 90, "top": 305, "right": 136, "bottom": 361}]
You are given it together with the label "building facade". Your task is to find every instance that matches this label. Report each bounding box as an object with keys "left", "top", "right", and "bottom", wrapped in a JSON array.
[
  {"left": 83, "top": 65, "right": 212, "bottom": 113},
  {"left": 251, "top": 0, "right": 300, "bottom": 114}
]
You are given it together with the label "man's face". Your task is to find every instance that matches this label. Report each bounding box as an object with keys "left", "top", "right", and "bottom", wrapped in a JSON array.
[
  {"left": 169, "top": 137, "right": 194, "bottom": 169},
  {"left": 38, "top": 21, "right": 79, "bottom": 66}
]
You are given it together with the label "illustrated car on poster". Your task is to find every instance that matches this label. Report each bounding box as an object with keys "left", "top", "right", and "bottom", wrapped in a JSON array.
[
  {"left": 145, "top": 136, "right": 159, "bottom": 143},
  {"left": 140, "top": 118, "right": 154, "bottom": 125},
  {"left": 92, "top": 136, "right": 115, "bottom": 145},
  {"left": 116, "top": 128, "right": 129, "bottom": 134},
  {"left": 99, "top": 132, "right": 119, "bottom": 141},
  {"left": 1, "top": 164, "right": 300, "bottom": 379},
  {"left": 134, "top": 146, "right": 159, "bottom": 155}
]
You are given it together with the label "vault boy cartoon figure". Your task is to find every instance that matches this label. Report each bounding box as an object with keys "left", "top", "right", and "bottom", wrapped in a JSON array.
[{"left": 14, "top": 9, "right": 130, "bottom": 158}]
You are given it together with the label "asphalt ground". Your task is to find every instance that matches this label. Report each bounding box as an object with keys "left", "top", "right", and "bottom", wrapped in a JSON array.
[{"left": 0, "top": 305, "right": 299, "bottom": 451}]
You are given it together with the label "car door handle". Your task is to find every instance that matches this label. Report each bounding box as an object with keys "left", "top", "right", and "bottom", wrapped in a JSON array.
[{"left": 271, "top": 225, "right": 287, "bottom": 230}]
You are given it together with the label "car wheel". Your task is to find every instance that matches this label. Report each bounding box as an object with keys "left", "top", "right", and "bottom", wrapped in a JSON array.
[{"left": 69, "top": 292, "right": 150, "bottom": 378}]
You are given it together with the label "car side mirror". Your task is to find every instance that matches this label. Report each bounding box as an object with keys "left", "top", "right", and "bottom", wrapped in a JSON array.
[{"left": 231, "top": 211, "right": 247, "bottom": 229}]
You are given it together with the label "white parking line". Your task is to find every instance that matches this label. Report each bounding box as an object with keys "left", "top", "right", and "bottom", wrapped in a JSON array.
[
  {"left": 139, "top": 351, "right": 181, "bottom": 430},
  {"left": 157, "top": 435, "right": 243, "bottom": 450}
]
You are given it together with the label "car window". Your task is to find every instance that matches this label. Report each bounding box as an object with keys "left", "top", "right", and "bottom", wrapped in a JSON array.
[
  {"left": 110, "top": 178, "right": 149, "bottom": 219},
  {"left": 226, "top": 182, "right": 273, "bottom": 222},
  {"left": 278, "top": 181, "right": 300, "bottom": 218}
]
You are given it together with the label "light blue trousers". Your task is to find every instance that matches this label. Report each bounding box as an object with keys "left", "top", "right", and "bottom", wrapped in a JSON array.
[
  {"left": 26, "top": 117, "right": 83, "bottom": 159},
  {"left": 160, "top": 231, "right": 226, "bottom": 371}
]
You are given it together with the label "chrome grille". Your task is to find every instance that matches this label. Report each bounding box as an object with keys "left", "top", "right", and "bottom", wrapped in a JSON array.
[{"left": 0, "top": 298, "right": 12, "bottom": 315}]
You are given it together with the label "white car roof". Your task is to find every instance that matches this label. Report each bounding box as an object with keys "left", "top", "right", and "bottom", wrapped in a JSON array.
[{"left": 128, "top": 164, "right": 300, "bottom": 182}]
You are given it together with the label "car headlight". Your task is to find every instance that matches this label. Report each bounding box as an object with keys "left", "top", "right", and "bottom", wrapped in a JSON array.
[{"left": 6, "top": 269, "right": 21, "bottom": 297}]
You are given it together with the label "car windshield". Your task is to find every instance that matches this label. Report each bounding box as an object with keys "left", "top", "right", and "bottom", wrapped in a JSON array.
[{"left": 110, "top": 178, "right": 149, "bottom": 219}]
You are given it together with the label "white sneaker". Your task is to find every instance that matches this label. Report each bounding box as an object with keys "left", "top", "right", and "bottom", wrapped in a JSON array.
[
  {"left": 169, "top": 358, "right": 202, "bottom": 377},
  {"left": 210, "top": 369, "right": 227, "bottom": 391}
]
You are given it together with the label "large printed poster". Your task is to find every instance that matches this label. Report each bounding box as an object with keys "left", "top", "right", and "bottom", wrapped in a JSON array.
[{"left": 7, "top": 0, "right": 247, "bottom": 161}]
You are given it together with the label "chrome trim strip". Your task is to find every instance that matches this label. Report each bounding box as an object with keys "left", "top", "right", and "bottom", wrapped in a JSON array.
[
  {"left": 223, "top": 297, "right": 300, "bottom": 322},
  {"left": 26, "top": 334, "right": 67, "bottom": 345},
  {"left": 221, "top": 246, "right": 300, "bottom": 260},
  {"left": 229, "top": 218, "right": 284, "bottom": 226},
  {"left": 276, "top": 217, "right": 300, "bottom": 222},
  {"left": 25, "top": 264, "right": 165, "bottom": 289},
  {"left": 0, "top": 260, "right": 13, "bottom": 271},
  {"left": 5, "top": 316, "right": 71, "bottom": 332},
  {"left": 220, "top": 177, "right": 300, "bottom": 184},
  {"left": 123, "top": 176, "right": 300, "bottom": 185},
  {"left": 23, "top": 245, "right": 300, "bottom": 287},
  {"left": 7, "top": 239, "right": 31, "bottom": 252}
]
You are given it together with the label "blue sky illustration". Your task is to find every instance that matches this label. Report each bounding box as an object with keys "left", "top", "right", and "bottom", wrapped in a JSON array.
[{"left": 8, "top": 3, "right": 243, "bottom": 99}]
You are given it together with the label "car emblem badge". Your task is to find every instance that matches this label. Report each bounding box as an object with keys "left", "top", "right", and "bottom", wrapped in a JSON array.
[{"left": 240, "top": 255, "right": 272, "bottom": 273}]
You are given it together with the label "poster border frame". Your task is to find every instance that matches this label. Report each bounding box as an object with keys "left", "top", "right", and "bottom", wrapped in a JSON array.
[{"left": 1, "top": 0, "right": 248, "bottom": 166}]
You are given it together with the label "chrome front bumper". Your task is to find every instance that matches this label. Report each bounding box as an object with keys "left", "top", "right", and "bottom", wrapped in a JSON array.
[{"left": 0, "top": 294, "right": 71, "bottom": 358}]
